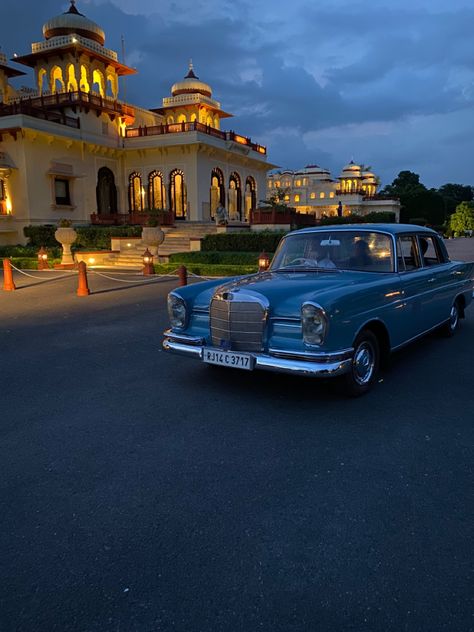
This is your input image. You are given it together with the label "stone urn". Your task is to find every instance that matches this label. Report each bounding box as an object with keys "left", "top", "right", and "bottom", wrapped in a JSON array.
[
  {"left": 55, "top": 226, "right": 77, "bottom": 265},
  {"left": 142, "top": 226, "right": 165, "bottom": 256}
]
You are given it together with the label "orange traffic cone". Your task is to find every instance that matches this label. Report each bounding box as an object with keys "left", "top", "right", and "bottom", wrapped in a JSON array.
[
  {"left": 3, "top": 258, "right": 16, "bottom": 291},
  {"left": 77, "top": 261, "right": 90, "bottom": 296}
]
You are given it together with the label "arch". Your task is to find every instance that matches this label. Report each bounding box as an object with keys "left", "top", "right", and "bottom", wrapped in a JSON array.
[
  {"left": 38, "top": 68, "right": 50, "bottom": 94},
  {"left": 148, "top": 170, "right": 165, "bottom": 210},
  {"left": 210, "top": 167, "right": 225, "bottom": 219},
  {"left": 190, "top": 113, "right": 197, "bottom": 123},
  {"left": 106, "top": 73, "right": 117, "bottom": 99},
  {"left": 177, "top": 114, "right": 187, "bottom": 124},
  {"left": 167, "top": 115, "right": 175, "bottom": 125},
  {"left": 92, "top": 69, "right": 105, "bottom": 96},
  {"left": 80, "top": 65, "right": 90, "bottom": 92},
  {"left": 96, "top": 167, "right": 117, "bottom": 214},
  {"left": 213, "top": 115, "right": 219, "bottom": 129},
  {"left": 66, "top": 64, "right": 78, "bottom": 92},
  {"left": 228, "top": 172, "right": 242, "bottom": 221},
  {"left": 244, "top": 176, "right": 256, "bottom": 221},
  {"left": 206, "top": 114, "right": 213, "bottom": 127},
  {"left": 169, "top": 169, "right": 187, "bottom": 220},
  {"left": 128, "top": 172, "right": 143, "bottom": 212},
  {"left": 50, "top": 66, "right": 65, "bottom": 94}
]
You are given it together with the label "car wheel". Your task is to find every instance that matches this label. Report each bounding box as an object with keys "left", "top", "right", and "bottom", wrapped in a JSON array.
[
  {"left": 343, "top": 330, "right": 380, "bottom": 397},
  {"left": 441, "top": 299, "right": 461, "bottom": 337}
]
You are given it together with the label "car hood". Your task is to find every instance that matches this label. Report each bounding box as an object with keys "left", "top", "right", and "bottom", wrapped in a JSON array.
[{"left": 193, "top": 270, "right": 367, "bottom": 318}]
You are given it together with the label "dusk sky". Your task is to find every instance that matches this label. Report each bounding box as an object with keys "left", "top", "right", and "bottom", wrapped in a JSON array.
[{"left": 2, "top": 0, "right": 474, "bottom": 188}]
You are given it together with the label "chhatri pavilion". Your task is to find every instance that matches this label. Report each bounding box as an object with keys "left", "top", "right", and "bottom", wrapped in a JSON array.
[{"left": 0, "top": 1, "right": 274, "bottom": 245}]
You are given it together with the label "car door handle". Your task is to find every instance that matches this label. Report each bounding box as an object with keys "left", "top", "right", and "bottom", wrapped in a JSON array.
[
  {"left": 427, "top": 278, "right": 435, "bottom": 283},
  {"left": 451, "top": 270, "right": 462, "bottom": 276}
]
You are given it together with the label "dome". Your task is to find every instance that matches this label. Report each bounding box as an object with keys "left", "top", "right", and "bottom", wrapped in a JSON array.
[
  {"left": 43, "top": 1, "right": 106, "bottom": 46},
  {"left": 298, "top": 164, "right": 332, "bottom": 179},
  {"left": 171, "top": 62, "right": 212, "bottom": 98},
  {"left": 362, "top": 171, "right": 377, "bottom": 183},
  {"left": 340, "top": 161, "right": 362, "bottom": 178}
]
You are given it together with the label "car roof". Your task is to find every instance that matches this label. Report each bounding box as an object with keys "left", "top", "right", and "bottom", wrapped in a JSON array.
[{"left": 292, "top": 223, "right": 438, "bottom": 237}]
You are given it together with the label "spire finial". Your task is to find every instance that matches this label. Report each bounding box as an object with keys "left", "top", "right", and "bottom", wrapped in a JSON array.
[
  {"left": 189, "top": 58, "right": 193, "bottom": 71},
  {"left": 185, "top": 59, "right": 198, "bottom": 79},
  {"left": 67, "top": 0, "right": 80, "bottom": 14}
]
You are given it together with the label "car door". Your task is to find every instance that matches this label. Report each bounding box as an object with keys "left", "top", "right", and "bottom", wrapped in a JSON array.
[
  {"left": 416, "top": 234, "right": 454, "bottom": 327},
  {"left": 394, "top": 234, "right": 429, "bottom": 344}
]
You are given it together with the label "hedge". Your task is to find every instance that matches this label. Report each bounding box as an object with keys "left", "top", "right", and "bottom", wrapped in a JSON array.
[
  {"left": 168, "top": 251, "right": 261, "bottom": 265},
  {"left": 154, "top": 263, "right": 258, "bottom": 276},
  {"left": 0, "top": 245, "right": 62, "bottom": 258},
  {"left": 8, "top": 257, "right": 61, "bottom": 269},
  {"left": 23, "top": 225, "right": 142, "bottom": 249},
  {"left": 201, "top": 231, "right": 286, "bottom": 252}
]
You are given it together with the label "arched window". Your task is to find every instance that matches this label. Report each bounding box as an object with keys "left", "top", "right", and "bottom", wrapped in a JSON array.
[
  {"left": 167, "top": 116, "right": 174, "bottom": 125},
  {"left": 96, "top": 167, "right": 117, "bottom": 215},
  {"left": 177, "top": 114, "right": 187, "bottom": 124},
  {"left": 148, "top": 171, "right": 165, "bottom": 210},
  {"left": 228, "top": 172, "right": 242, "bottom": 221},
  {"left": 80, "top": 65, "right": 90, "bottom": 92},
  {"left": 92, "top": 69, "right": 105, "bottom": 96},
  {"left": 190, "top": 113, "right": 197, "bottom": 123},
  {"left": 169, "top": 169, "right": 187, "bottom": 220},
  {"left": 66, "top": 64, "right": 78, "bottom": 92},
  {"left": 38, "top": 68, "right": 50, "bottom": 94},
  {"left": 210, "top": 168, "right": 225, "bottom": 219},
  {"left": 244, "top": 176, "right": 256, "bottom": 221},
  {"left": 0, "top": 178, "right": 6, "bottom": 214},
  {"left": 51, "top": 66, "right": 65, "bottom": 94},
  {"left": 128, "top": 172, "right": 143, "bottom": 212}
]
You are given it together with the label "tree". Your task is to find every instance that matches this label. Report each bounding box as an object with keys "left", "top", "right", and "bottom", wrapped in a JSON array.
[
  {"left": 449, "top": 202, "right": 474, "bottom": 236},
  {"left": 437, "top": 183, "right": 473, "bottom": 216},
  {"left": 381, "top": 171, "right": 427, "bottom": 197}
]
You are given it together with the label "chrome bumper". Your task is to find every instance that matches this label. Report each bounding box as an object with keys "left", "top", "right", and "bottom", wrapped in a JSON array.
[{"left": 162, "top": 330, "right": 353, "bottom": 378}]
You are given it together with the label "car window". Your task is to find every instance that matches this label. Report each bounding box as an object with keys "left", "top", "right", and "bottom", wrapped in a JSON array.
[
  {"left": 398, "top": 235, "right": 421, "bottom": 271},
  {"left": 418, "top": 236, "right": 442, "bottom": 266},
  {"left": 270, "top": 231, "right": 394, "bottom": 272}
]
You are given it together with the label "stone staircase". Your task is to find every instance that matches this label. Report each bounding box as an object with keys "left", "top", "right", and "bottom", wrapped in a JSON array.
[{"left": 102, "top": 222, "right": 219, "bottom": 268}]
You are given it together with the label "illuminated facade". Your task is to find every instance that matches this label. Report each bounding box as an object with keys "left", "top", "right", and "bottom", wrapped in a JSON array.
[
  {"left": 267, "top": 162, "right": 400, "bottom": 220},
  {"left": 0, "top": 1, "right": 272, "bottom": 244}
]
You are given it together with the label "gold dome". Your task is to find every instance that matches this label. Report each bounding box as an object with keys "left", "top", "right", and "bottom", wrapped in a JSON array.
[
  {"left": 43, "top": 1, "right": 106, "bottom": 46},
  {"left": 171, "top": 62, "right": 212, "bottom": 98}
]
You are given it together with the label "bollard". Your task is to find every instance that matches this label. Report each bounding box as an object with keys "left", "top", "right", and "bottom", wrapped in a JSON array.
[
  {"left": 3, "top": 258, "right": 16, "bottom": 291},
  {"left": 178, "top": 265, "right": 187, "bottom": 287},
  {"left": 77, "top": 261, "right": 90, "bottom": 296}
]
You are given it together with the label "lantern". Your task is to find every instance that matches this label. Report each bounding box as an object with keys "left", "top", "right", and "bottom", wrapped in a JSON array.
[
  {"left": 37, "top": 247, "right": 48, "bottom": 270},
  {"left": 143, "top": 248, "right": 155, "bottom": 276},
  {"left": 258, "top": 251, "right": 270, "bottom": 272}
]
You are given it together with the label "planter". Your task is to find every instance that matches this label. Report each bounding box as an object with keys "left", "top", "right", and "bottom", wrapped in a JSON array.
[
  {"left": 142, "top": 226, "right": 165, "bottom": 256},
  {"left": 55, "top": 226, "right": 77, "bottom": 265}
]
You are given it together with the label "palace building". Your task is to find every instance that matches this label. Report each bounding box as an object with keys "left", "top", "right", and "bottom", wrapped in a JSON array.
[
  {"left": 267, "top": 163, "right": 400, "bottom": 220},
  {"left": 0, "top": 1, "right": 274, "bottom": 245}
]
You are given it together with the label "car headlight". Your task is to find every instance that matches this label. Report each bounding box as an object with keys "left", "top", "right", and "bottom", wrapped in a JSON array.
[
  {"left": 301, "top": 302, "right": 328, "bottom": 346},
  {"left": 167, "top": 293, "right": 187, "bottom": 329}
]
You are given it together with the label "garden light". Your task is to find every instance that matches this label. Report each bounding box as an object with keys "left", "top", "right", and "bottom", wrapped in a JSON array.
[
  {"left": 37, "top": 247, "right": 48, "bottom": 270},
  {"left": 258, "top": 251, "right": 270, "bottom": 272},
  {"left": 143, "top": 248, "right": 154, "bottom": 275}
]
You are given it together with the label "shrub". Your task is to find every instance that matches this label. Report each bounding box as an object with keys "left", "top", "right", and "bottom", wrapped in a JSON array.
[
  {"left": 23, "top": 224, "right": 57, "bottom": 247},
  {"left": 75, "top": 226, "right": 142, "bottom": 249},
  {"left": 9, "top": 257, "right": 61, "bottom": 269},
  {"left": 0, "top": 245, "right": 61, "bottom": 258},
  {"left": 201, "top": 231, "right": 286, "bottom": 252}
]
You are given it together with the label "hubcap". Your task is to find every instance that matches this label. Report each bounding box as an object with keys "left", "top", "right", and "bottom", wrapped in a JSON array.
[
  {"left": 353, "top": 342, "right": 375, "bottom": 385},
  {"left": 449, "top": 304, "right": 459, "bottom": 331}
]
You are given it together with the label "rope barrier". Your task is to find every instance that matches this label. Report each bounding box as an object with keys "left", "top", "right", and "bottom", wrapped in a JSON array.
[
  {"left": 89, "top": 269, "right": 181, "bottom": 283},
  {"left": 9, "top": 263, "right": 75, "bottom": 280}
]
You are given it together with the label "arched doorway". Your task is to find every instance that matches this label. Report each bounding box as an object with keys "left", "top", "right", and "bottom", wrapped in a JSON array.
[
  {"left": 128, "top": 172, "right": 143, "bottom": 212},
  {"left": 148, "top": 170, "right": 165, "bottom": 210},
  {"left": 210, "top": 168, "right": 225, "bottom": 220},
  {"left": 244, "top": 176, "right": 256, "bottom": 222},
  {"left": 169, "top": 169, "right": 187, "bottom": 220},
  {"left": 228, "top": 172, "right": 242, "bottom": 221},
  {"left": 96, "top": 167, "right": 117, "bottom": 214}
]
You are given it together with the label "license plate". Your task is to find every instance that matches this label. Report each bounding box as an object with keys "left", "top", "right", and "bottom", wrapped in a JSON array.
[{"left": 202, "top": 348, "right": 255, "bottom": 370}]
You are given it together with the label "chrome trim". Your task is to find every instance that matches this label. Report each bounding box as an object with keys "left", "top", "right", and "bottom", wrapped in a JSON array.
[
  {"left": 268, "top": 347, "right": 353, "bottom": 362},
  {"left": 162, "top": 333, "right": 352, "bottom": 378},
  {"left": 163, "top": 329, "right": 205, "bottom": 346}
]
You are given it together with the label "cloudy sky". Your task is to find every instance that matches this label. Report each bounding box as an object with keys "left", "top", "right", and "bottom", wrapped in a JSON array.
[{"left": 2, "top": 0, "right": 474, "bottom": 188}]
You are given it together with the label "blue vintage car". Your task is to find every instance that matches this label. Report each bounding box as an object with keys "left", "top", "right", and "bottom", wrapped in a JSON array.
[{"left": 163, "top": 225, "right": 473, "bottom": 395}]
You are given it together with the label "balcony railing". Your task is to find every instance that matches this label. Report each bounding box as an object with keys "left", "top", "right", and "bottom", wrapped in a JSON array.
[
  {"left": 126, "top": 122, "right": 267, "bottom": 155},
  {"left": 90, "top": 211, "right": 174, "bottom": 226},
  {"left": 0, "top": 99, "right": 80, "bottom": 128}
]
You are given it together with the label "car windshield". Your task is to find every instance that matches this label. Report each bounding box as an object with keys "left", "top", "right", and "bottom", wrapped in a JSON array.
[{"left": 270, "top": 230, "right": 394, "bottom": 273}]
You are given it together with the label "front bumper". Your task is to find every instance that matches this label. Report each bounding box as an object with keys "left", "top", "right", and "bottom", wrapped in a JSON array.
[{"left": 162, "top": 330, "right": 353, "bottom": 378}]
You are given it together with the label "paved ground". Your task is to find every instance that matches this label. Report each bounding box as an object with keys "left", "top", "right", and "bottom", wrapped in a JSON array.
[{"left": 0, "top": 242, "right": 473, "bottom": 632}]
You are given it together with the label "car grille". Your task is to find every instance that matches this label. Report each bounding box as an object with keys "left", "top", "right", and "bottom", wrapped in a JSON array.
[{"left": 210, "top": 296, "right": 266, "bottom": 352}]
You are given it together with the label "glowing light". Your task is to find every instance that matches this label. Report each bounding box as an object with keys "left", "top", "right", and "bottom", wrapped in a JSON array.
[
  {"left": 127, "top": 242, "right": 132, "bottom": 247},
  {"left": 88, "top": 257, "right": 95, "bottom": 264},
  {"left": 5, "top": 197, "right": 12, "bottom": 214},
  {"left": 234, "top": 134, "right": 248, "bottom": 145}
]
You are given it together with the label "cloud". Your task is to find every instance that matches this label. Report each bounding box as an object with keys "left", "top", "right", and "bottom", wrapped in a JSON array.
[{"left": 1, "top": 0, "right": 474, "bottom": 187}]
